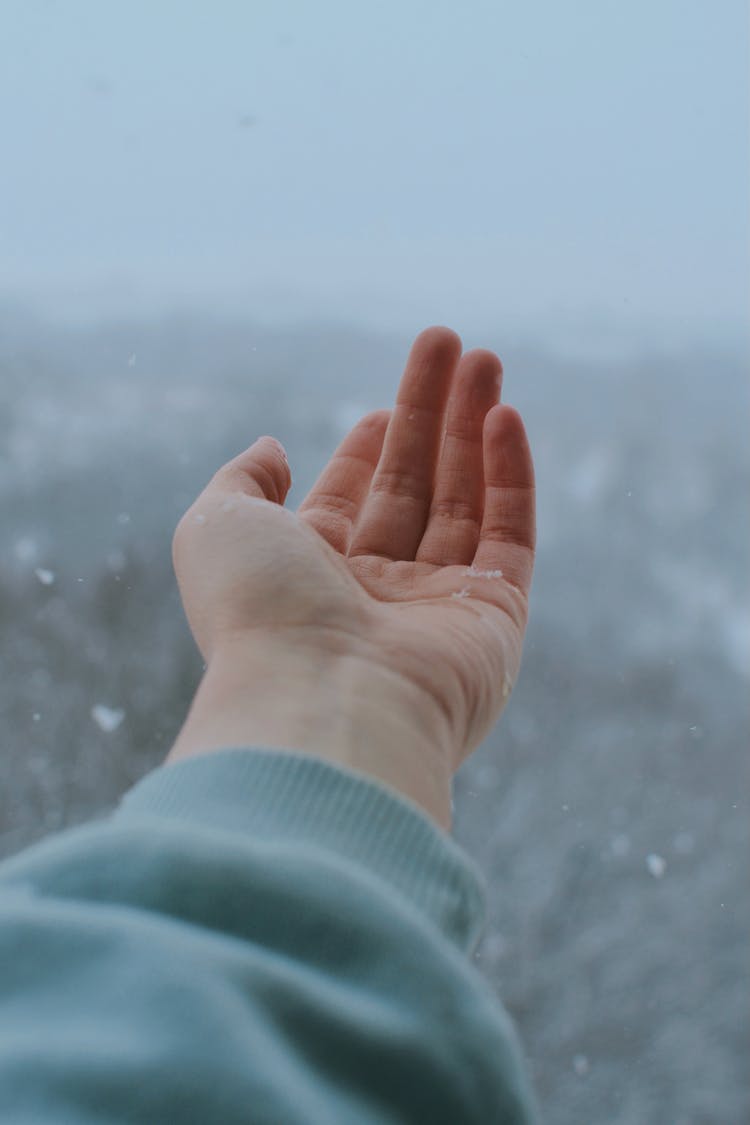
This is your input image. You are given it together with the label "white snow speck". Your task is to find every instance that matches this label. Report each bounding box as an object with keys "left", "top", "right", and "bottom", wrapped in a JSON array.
[
  {"left": 32, "top": 712, "right": 41, "bottom": 722},
  {"left": 573, "top": 1054, "right": 590, "bottom": 1076},
  {"left": 464, "top": 565, "right": 503, "bottom": 578},
  {"left": 193, "top": 513, "right": 207, "bottom": 524},
  {"left": 451, "top": 586, "right": 472, "bottom": 599},
  {"left": 127, "top": 353, "right": 136, "bottom": 367},
  {"left": 34, "top": 568, "right": 56, "bottom": 586},
  {"left": 221, "top": 500, "right": 237, "bottom": 513},
  {"left": 646, "top": 853, "right": 666, "bottom": 878},
  {"left": 611, "top": 833, "right": 631, "bottom": 856},
  {"left": 116, "top": 513, "right": 131, "bottom": 525},
  {"left": 91, "top": 705, "right": 126, "bottom": 732}
]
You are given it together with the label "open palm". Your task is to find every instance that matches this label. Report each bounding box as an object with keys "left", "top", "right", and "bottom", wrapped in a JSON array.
[{"left": 174, "top": 327, "right": 535, "bottom": 773}]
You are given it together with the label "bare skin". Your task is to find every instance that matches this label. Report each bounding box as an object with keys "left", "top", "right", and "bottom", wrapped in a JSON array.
[{"left": 166, "top": 326, "right": 536, "bottom": 831}]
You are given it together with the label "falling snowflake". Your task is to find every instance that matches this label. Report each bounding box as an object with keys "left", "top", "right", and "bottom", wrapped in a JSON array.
[
  {"left": 573, "top": 1054, "right": 590, "bottom": 1076},
  {"left": 646, "top": 853, "right": 666, "bottom": 878},
  {"left": 91, "top": 705, "right": 125, "bottom": 732},
  {"left": 34, "top": 568, "right": 55, "bottom": 586}
]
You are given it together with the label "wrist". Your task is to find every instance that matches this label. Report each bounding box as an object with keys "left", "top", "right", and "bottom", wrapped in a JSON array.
[{"left": 165, "top": 629, "right": 455, "bottom": 832}]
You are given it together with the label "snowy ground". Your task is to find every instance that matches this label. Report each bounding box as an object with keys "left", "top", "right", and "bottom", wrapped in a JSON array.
[{"left": 1, "top": 307, "right": 748, "bottom": 1123}]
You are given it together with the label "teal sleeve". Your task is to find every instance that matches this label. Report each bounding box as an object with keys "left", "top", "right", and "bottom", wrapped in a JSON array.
[{"left": 0, "top": 747, "right": 538, "bottom": 1123}]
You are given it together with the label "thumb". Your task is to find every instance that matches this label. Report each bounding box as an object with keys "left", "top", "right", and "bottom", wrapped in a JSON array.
[{"left": 214, "top": 435, "right": 292, "bottom": 504}]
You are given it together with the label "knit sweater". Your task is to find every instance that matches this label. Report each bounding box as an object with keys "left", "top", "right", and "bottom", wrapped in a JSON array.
[{"left": 0, "top": 747, "right": 538, "bottom": 1122}]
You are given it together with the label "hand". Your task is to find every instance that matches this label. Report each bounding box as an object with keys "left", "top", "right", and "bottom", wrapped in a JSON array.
[{"left": 171, "top": 326, "right": 535, "bottom": 777}]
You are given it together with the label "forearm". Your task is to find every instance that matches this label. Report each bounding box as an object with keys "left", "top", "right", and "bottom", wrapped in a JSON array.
[{"left": 166, "top": 630, "right": 455, "bottom": 832}]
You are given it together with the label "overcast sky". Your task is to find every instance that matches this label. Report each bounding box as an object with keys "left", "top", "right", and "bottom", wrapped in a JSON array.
[{"left": 0, "top": 0, "right": 747, "bottom": 355}]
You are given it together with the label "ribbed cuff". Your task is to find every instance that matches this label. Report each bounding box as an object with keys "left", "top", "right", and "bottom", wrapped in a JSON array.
[{"left": 112, "top": 747, "right": 489, "bottom": 955}]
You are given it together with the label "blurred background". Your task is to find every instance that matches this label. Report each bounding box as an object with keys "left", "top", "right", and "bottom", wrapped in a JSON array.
[{"left": 0, "top": 1, "right": 748, "bottom": 1121}]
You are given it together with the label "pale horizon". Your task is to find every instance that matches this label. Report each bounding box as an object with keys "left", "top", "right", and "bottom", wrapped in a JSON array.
[{"left": 1, "top": 0, "right": 747, "bottom": 358}]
